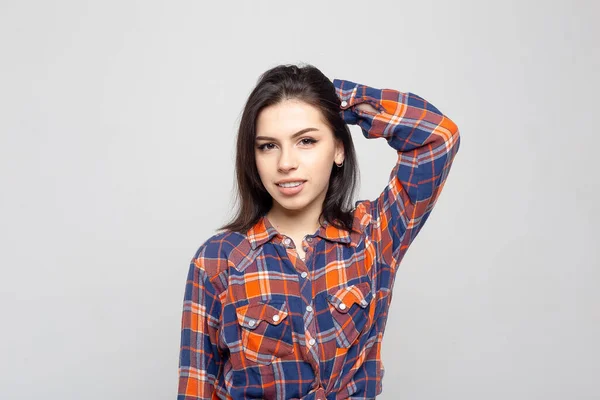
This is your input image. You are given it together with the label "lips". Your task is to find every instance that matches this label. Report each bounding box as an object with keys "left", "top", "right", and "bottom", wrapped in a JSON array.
[
  {"left": 276, "top": 179, "right": 306, "bottom": 186},
  {"left": 276, "top": 180, "right": 305, "bottom": 187},
  {"left": 275, "top": 180, "right": 306, "bottom": 195}
]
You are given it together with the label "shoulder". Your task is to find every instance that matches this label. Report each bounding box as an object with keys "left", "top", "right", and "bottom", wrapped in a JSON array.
[{"left": 190, "top": 229, "right": 250, "bottom": 279}]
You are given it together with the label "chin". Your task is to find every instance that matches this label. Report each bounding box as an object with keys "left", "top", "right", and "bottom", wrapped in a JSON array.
[
  {"left": 274, "top": 200, "right": 309, "bottom": 212},
  {"left": 271, "top": 195, "right": 312, "bottom": 212}
]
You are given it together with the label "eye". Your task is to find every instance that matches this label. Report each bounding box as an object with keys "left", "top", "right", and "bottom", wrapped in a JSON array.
[
  {"left": 257, "top": 142, "right": 276, "bottom": 151},
  {"left": 300, "top": 138, "right": 317, "bottom": 146}
]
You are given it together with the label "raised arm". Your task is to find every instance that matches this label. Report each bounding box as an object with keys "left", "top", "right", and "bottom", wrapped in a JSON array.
[
  {"left": 177, "top": 246, "right": 224, "bottom": 399},
  {"left": 333, "top": 79, "right": 460, "bottom": 267}
]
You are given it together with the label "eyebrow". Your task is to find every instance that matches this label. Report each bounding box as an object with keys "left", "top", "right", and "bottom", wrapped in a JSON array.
[{"left": 255, "top": 127, "right": 320, "bottom": 141}]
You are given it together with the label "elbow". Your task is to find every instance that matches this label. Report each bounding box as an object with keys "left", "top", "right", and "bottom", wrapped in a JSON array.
[{"left": 445, "top": 116, "right": 460, "bottom": 153}]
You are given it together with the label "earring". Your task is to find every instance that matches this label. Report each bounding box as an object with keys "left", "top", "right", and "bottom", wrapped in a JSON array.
[{"left": 336, "top": 160, "right": 344, "bottom": 168}]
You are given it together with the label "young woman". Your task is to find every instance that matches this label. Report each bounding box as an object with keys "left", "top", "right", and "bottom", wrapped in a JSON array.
[{"left": 178, "top": 64, "right": 460, "bottom": 399}]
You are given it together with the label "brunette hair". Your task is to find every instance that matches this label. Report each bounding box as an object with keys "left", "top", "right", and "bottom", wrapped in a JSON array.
[{"left": 218, "top": 63, "right": 359, "bottom": 233}]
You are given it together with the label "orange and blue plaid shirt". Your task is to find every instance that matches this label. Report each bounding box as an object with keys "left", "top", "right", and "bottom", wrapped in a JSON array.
[{"left": 178, "top": 79, "right": 461, "bottom": 399}]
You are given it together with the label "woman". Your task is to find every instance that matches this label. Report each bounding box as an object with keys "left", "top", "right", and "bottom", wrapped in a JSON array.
[{"left": 178, "top": 63, "right": 460, "bottom": 399}]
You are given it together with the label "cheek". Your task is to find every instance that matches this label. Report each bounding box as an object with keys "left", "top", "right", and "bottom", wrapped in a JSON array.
[
  {"left": 255, "top": 154, "right": 277, "bottom": 187},
  {"left": 305, "top": 154, "right": 333, "bottom": 182},
  {"left": 255, "top": 152, "right": 268, "bottom": 168},
  {"left": 254, "top": 155, "right": 266, "bottom": 179},
  {"left": 305, "top": 150, "right": 333, "bottom": 169}
]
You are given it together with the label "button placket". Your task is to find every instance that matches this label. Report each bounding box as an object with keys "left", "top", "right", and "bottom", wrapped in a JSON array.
[
  {"left": 301, "top": 235, "right": 313, "bottom": 261},
  {"left": 296, "top": 258, "right": 319, "bottom": 368},
  {"left": 305, "top": 320, "right": 320, "bottom": 373}
]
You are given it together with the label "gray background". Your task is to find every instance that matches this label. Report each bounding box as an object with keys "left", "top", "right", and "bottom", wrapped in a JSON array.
[{"left": 1, "top": 0, "right": 598, "bottom": 399}]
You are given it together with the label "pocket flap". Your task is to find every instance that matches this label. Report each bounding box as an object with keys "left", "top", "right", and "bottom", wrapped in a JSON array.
[
  {"left": 236, "top": 301, "right": 289, "bottom": 330},
  {"left": 327, "top": 282, "right": 373, "bottom": 314}
]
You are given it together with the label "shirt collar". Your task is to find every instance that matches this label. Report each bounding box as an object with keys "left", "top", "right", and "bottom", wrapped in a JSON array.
[{"left": 246, "top": 203, "right": 371, "bottom": 250}]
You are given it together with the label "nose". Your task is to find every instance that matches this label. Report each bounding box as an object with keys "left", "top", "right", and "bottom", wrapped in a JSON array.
[{"left": 277, "top": 146, "right": 298, "bottom": 172}]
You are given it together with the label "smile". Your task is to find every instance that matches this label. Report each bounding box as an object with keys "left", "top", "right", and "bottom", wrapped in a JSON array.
[
  {"left": 276, "top": 181, "right": 306, "bottom": 196},
  {"left": 276, "top": 181, "right": 304, "bottom": 188}
]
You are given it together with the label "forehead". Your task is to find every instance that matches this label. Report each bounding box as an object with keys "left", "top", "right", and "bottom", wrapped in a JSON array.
[{"left": 256, "top": 99, "right": 329, "bottom": 136}]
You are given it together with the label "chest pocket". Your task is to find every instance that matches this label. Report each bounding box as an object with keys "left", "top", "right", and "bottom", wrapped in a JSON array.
[
  {"left": 327, "top": 282, "right": 373, "bottom": 348},
  {"left": 235, "top": 301, "right": 294, "bottom": 365}
]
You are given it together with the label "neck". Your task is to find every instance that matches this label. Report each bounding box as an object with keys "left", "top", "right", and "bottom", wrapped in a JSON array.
[{"left": 266, "top": 203, "right": 323, "bottom": 236}]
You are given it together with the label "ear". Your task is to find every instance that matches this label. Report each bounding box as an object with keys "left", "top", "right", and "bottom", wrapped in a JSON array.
[{"left": 334, "top": 138, "right": 345, "bottom": 165}]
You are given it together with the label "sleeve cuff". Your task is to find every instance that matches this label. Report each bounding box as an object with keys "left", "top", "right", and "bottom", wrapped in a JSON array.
[{"left": 332, "top": 78, "right": 362, "bottom": 125}]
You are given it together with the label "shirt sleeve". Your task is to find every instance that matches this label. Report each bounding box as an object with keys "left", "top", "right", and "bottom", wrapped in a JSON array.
[
  {"left": 333, "top": 79, "right": 461, "bottom": 266},
  {"left": 177, "top": 245, "right": 224, "bottom": 399}
]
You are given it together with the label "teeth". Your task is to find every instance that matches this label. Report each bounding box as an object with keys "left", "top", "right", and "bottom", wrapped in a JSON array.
[{"left": 278, "top": 181, "right": 303, "bottom": 188}]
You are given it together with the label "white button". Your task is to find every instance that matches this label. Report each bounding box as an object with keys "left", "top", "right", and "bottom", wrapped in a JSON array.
[
  {"left": 307, "top": 237, "right": 313, "bottom": 242},
  {"left": 248, "top": 319, "right": 256, "bottom": 327},
  {"left": 341, "top": 100, "right": 348, "bottom": 107},
  {"left": 272, "top": 314, "right": 280, "bottom": 322},
  {"left": 308, "top": 338, "right": 316, "bottom": 346},
  {"left": 283, "top": 238, "right": 290, "bottom": 245},
  {"left": 306, "top": 305, "right": 313, "bottom": 312},
  {"left": 339, "top": 303, "right": 347, "bottom": 310},
  {"left": 301, "top": 272, "right": 308, "bottom": 278}
]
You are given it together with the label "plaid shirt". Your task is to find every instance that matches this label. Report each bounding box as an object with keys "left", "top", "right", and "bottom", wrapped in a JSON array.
[{"left": 178, "top": 78, "right": 461, "bottom": 399}]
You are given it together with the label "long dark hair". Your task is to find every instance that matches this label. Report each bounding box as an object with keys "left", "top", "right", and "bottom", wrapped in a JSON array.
[{"left": 218, "top": 63, "right": 359, "bottom": 233}]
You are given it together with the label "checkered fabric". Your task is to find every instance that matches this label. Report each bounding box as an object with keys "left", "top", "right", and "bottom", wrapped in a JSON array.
[{"left": 178, "top": 78, "right": 461, "bottom": 399}]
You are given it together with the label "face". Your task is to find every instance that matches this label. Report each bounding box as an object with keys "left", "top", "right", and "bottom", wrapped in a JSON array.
[{"left": 255, "top": 99, "right": 344, "bottom": 216}]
